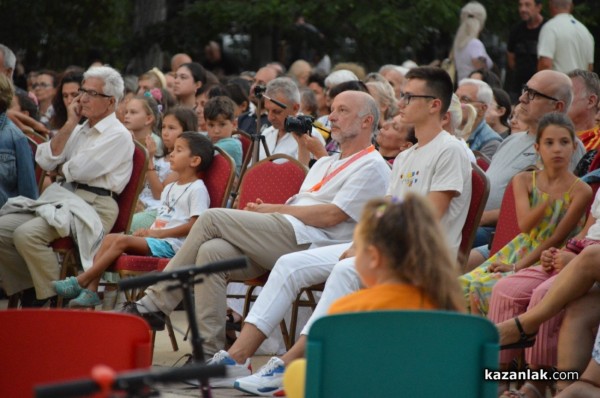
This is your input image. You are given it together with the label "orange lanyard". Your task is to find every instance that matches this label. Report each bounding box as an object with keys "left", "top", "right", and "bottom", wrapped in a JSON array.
[{"left": 308, "top": 145, "right": 375, "bottom": 192}]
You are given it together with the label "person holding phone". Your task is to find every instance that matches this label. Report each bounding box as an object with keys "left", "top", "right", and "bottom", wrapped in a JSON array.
[{"left": 0, "top": 65, "right": 134, "bottom": 307}]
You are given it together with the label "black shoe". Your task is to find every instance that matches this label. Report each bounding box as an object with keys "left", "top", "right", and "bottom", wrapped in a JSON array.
[
  {"left": 20, "top": 288, "right": 57, "bottom": 308},
  {"left": 120, "top": 301, "right": 166, "bottom": 331}
]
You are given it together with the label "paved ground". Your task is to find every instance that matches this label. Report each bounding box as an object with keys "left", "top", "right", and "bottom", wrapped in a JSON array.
[{"left": 152, "top": 311, "right": 270, "bottom": 397}]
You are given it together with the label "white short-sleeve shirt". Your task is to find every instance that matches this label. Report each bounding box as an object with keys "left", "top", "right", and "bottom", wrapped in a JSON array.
[
  {"left": 537, "top": 13, "right": 594, "bottom": 73},
  {"left": 152, "top": 179, "right": 210, "bottom": 252},
  {"left": 284, "top": 149, "right": 391, "bottom": 247},
  {"left": 388, "top": 131, "right": 472, "bottom": 256}
]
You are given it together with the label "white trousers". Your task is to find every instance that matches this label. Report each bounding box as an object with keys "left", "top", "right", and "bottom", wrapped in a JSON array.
[
  {"left": 244, "top": 242, "right": 352, "bottom": 337},
  {"left": 300, "top": 256, "right": 361, "bottom": 335}
]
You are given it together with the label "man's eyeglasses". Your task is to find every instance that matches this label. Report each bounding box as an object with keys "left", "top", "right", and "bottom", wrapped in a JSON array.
[
  {"left": 521, "top": 85, "right": 559, "bottom": 102},
  {"left": 399, "top": 92, "right": 437, "bottom": 105},
  {"left": 78, "top": 88, "right": 112, "bottom": 99},
  {"left": 459, "top": 95, "right": 485, "bottom": 105},
  {"left": 32, "top": 83, "right": 52, "bottom": 89}
]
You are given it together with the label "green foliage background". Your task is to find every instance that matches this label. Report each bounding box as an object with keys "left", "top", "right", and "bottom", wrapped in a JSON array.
[{"left": 0, "top": 0, "right": 598, "bottom": 73}]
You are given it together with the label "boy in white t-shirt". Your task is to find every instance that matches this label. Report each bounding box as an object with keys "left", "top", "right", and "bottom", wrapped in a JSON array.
[{"left": 52, "top": 132, "right": 214, "bottom": 307}]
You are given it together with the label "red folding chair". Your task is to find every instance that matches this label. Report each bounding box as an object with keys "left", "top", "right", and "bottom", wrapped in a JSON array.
[
  {"left": 489, "top": 178, "right": 521, "bottom": 256},
  {"left": 233, "top": 129, "right": 253, "bottom": 179},
  {"left": 458, "top": 164, "right": 490, "bottom": 267},
  {"left": 0, "top": 309, "right": 151, "bottom": 398},
  {"left": 473, "top": 150, "right": 491, "bottom": 172},
  {"left": 236, "top": 154, "right": 308, "bottom": 208},
  {"left": 230, "top": 154, "right": 308, "bottom": 348},
  {"left": 24, "top": 131, "right": 48, "bottom": 191},
  {"left": 113, "top": 146, "right": 236, "bottom": 279},
  {"left": 51, "top": 140, "right": 148, "bottom": 306}
]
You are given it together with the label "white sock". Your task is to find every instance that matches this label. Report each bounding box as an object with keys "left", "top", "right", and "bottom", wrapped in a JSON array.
[{"left": 136, "top": 296, "right": 160, "bottom": 313}]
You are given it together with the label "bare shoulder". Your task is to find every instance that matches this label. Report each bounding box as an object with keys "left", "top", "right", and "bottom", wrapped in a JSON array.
[
  {"left": 513, "top": 171, "right": 533, "bottom": 186},
  {"left": 572, "top": 178, "right": 593, "bottom": 200}
]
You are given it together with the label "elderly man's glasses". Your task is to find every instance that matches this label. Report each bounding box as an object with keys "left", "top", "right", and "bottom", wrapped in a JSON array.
[
  {"left": 32, "top": 82, "right": 53, "bottom": 89},
  {"left": 399, "top": 92, "right": 437, "bottom": 105},
  {"left": 78, "top": 88, "right": 112, "bottom": 99},
  {"left": 459, "top": 95, "right": 485, "bottom": 105},
  {"left": 521, "top": 85, "right": 559, "bottom": 102}
]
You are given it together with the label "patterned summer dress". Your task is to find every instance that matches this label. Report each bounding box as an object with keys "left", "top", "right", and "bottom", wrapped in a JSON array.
[{"left": 459, "top": 171, "right": 583, "bottom": 316}]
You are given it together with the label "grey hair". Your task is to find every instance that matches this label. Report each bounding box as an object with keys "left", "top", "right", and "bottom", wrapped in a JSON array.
[
  {"left": 567, "top": 69, "right": 600, "bottom": 100},
  {"left": 265, "top": 77, "right": 300, "bottom": 105},
  {"left": 325, "top": 70, "right": 358, "bottom": 88},
  {"left": 553, "top": 73, "right": 573, "bottom": 111},
  {"left": 364, "top": 72, "right": 388, "bottom": 84},
  {"left": 83, "top": 65, "right": 125, "bottom": 103},
  {"left": 358, "top": 92, "right": 380, "bottom": 134},
  {"left": 458, "top": 78, "right": 493, "bottom": 105},
  {"left": 379, "top": 64, "right": 400, "bottom": 74},
  {"left": 366, "top": 81, "right": 399, "bottom": 120},
  {"left": 379, "top": 64, "right": 409, "bottom": 77},
  {"left": 0, "top": 44, "right": 16, "bottom": 75}
]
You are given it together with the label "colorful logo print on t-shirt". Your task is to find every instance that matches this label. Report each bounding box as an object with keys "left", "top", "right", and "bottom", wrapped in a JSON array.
[{"left": 400, "top": 170, "right": 419, "bottom": 187}]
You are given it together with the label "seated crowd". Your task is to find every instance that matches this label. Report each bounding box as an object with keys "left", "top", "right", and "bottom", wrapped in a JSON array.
[{"left": 2, "top": 36, "right": 600, "bottom": 398}]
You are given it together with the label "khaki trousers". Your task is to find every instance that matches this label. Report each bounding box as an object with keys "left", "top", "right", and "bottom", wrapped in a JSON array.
[
  {"left": 0, "top": 190, "right": 118, "bottom": 299},
  {"left": 146, "top": 208, "right": 310, "bottom": 356}
]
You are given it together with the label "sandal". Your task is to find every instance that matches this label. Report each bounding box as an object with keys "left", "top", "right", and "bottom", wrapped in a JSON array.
[
  {"left": 52, "top": 276, "right": 83, "bottom": 299},
  {"left": 226, "top": 312, "right": 242, "bottom": 332},
  {"left": 500, "top": 317, "right": 536, "bottom": 350},
  {"left": 502, "top": 382, "right": 544, "bottom": 398},
  {"left": 225, "top": 312, "right": 242, "bottom": 348},
  {"left": 68, "top": 289, "right": 101, "bottom": 308}
]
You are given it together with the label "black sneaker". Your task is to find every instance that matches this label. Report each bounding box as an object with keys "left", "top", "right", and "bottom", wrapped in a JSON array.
[
  {"left": 20, "top": 288, "right": 57, "bottom": 308},
  {"left": 120, "top": 301, "right": 166, "bottom": 331}
]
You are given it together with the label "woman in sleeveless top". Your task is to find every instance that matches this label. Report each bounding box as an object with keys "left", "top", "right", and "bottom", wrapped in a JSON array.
[{"left": 460, "top": 113, "right": 592, "bottom": 318}]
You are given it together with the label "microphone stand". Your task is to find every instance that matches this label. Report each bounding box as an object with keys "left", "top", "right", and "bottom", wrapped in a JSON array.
[
  {"left": 170, "top": 274, "right": 210, "bottom": 397},
  {"left": 118, "top": 257, "right": 249, "bottom": 398}
]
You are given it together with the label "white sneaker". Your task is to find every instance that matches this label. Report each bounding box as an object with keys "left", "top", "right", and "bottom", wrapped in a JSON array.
[
  {"left": 210, "top": 350, "right": 253, "bottom": 388},
  {"left": 188, "top": 350, "right": 251, "bottom": 388},
  {"left": 234, "top": 357, "right": 286, "bottom": 396}
]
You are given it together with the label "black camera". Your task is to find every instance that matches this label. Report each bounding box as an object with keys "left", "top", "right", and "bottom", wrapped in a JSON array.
[
  {"left": 253, "top": 85, "right": 266, "bottom": 98},
  {"left": 284, "top": 115, "right": 314, "bottom": 135}
]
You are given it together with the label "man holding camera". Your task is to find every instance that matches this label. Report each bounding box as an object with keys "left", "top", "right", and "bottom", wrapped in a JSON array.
[
  {"left": 123, "top": 90, "right": 391, "bottom": 362},
  {"left": 238, "top": 66, "right": 279, "bottom": 136},
  {"left": 256, "top": 77, "right": 326, "bottom": 163}
]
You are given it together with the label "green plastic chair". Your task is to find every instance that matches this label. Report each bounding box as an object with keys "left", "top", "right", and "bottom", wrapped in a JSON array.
[{"left": 303, "top": 311, "right": 499, "bottom": 398}]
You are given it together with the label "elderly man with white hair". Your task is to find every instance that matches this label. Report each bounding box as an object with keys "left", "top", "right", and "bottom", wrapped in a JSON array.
[
  {"left": 379, "top": 64, "right": 409, "bottom": 100},
  {"left": 0, "top": 44, "right": 16, "bottom": 78},
  {"left": 0, "top": 66, "right": 134, "bottom": 307},
  {"left": 456, "top": 78, "right": 503, "bottom": 159}
]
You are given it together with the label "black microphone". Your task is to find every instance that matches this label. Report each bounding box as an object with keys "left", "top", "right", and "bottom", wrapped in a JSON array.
[
  {"left": 35, "top": 379, "right": 98, "bottom": 398},
  {"left": 35, "top": 364, "right": 226, "bottom": 398},
  {"left": 118, "top": 257, "right": 248, "bottom": 290}
]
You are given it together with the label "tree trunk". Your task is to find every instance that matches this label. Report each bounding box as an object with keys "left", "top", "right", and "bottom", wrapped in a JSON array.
[{"left": 128, "top": 0, "right": 166, "bottom": 75}]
